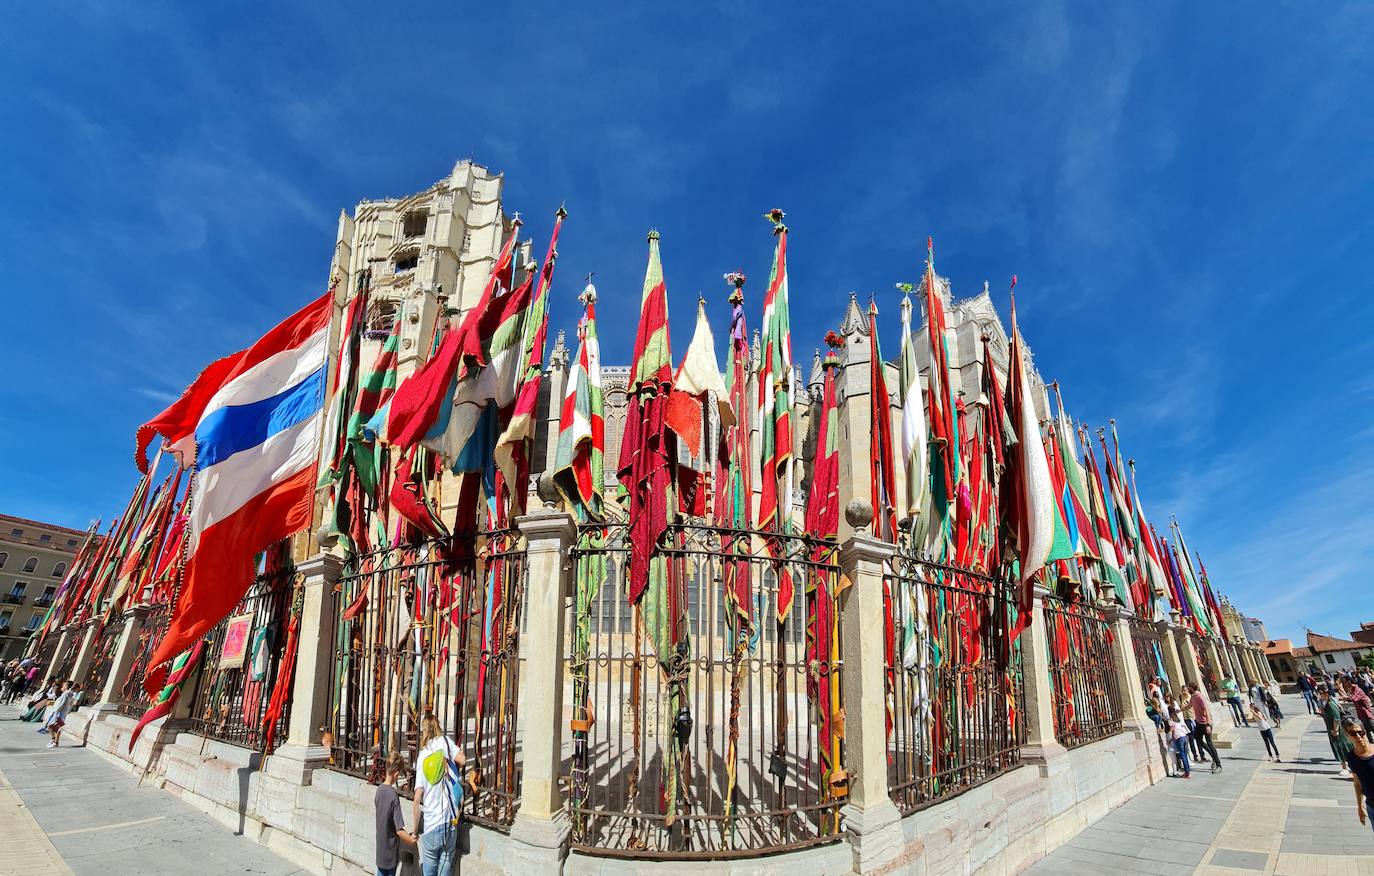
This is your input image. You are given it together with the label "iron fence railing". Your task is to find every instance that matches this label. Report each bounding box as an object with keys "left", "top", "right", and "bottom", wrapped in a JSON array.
[
  {"left": 1042, "top": 597, "right": 1123, "bottom": 749},
  {"left": 50, "top": 622, "right": 88, "bottom": 683},
  {"left": 323, "top": 531, "right": 527, "bottom": 832},
  {"left": 30, "top": 634, "right": 59, "bottom": 683},
  {"left": 1191, "top": 632, "right": 1219, "bottom": 700},
  {"left": 78, "top": 617, "right": 122, "bottom": 706},
  {"left": 566, "top": 522, "right": 846, "bottom": 859},
  {"left": 1128, "top": 617, "right": 1165, "bottom": 694},
  {"left": 884, "top": 546, "right": 1025, "bottom": 815},
  {"left": 117, "top": 602, "right": 172, "bottom": 719},
  {"left": 188, "top": 564, "right": 297, "bottom": 752}
]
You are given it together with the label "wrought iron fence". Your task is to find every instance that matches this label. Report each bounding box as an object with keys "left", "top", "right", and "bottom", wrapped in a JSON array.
[
  {"left": 1128, "top": 617, "right": 1166, "bottom": 694},
  {"left": 1191, "top": 632, "right": 1219, "bottom": 700},
  {"left": 49, "top": 622, "right": 88, "bottom": 683},
  {"left": 884, "top": 547, "right": 1025, "bottom": 815},
  {"left": 188, "top": 564, "right": 298, "bottom": 752},
  {"left": 117, "top": 602, "right": 172, "bottom": 719},
  {"left": 566, "top": 522, "right": 846, "bottom": 859},
  {"left": 78, "top": 617, "right": 122, "bottom": 706},
  {"left": 30, "top": 633, "right": 59, "bottom": 683},
  {"left": 1041, "top": 597, "right": 1123, "bottom": 748},
  {"left": 323, "top": 530, "right": 527, "bottom": 832}
]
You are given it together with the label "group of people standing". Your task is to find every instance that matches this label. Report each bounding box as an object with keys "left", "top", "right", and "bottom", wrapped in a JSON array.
[
  {"left": 1297, "top": 669, "right": 1374, "bottom": 780},
  {"left": 14, "top": 676, "right": 80, "bottom": 747},
  {"left": 1145, "top": 677, "right": 1232, "bottom": 777},
  {"left": 1145, "top": 673, "right": 1286, "bottom": 777},
  {"left": 0, "top": 658, "right": 42, "bottom": 704}
]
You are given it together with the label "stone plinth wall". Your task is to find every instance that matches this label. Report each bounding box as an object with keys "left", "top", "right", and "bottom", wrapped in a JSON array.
[{"left": 70, "top": 701, "right": 1157, "bottom": 876}]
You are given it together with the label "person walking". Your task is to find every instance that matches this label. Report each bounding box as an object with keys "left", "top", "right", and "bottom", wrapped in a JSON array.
[
  {"left": 41, "top": 680, "right": 77, "bottom": 748},
  {"left": 412, "top": 712, "right": 466, "bottom": 876},
  {"left": 1250, "top": 702, "right": 1280, "bottom": 761},
  {"left": 1318, "top": 688, "right": 1354, "bottom": 777},
  {"left": 1168, "top": 708, "right": 1193, "bottom": 779},
  {"left": 1263, "top": 687, "right": 1285, "bottom": 728},
  {"left": 1189, "top": 683, "right": 1222, "bottom": 772},
  {"left": 1221, "top": 675, "right": 1249, "bottom": 726},
  {"left": 1298, "top": 673, "right": 1318, "bottom": 714},
  {"left": 1341, "top": 679, "right": 1374, "bottom": 740},
  {"left": 1345, "top": 717, "right": 1374, "bottom": 836}
]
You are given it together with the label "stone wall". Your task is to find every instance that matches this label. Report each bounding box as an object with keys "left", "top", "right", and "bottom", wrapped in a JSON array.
[{"left": 66, "top": 704, "right": 1159, "bottom": 876}]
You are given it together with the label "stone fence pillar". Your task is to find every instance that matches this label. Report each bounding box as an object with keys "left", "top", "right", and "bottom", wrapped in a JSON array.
[
  {"left": 1104, "top": 604, "right": 1150, "bottom": 732},
  {"left": 268, "top": 552, "right": 343, "bottom": 785},
  {"left": 508, "top": 506, "right": 575, "bottom": 867},
  {"left": 1020, "top": 586, "right": 1070, "bottom": 766},
  {"left": 1171, "top": 624, "right": 1202, "bottom": 693},
  {"left": 1259, "top": 646, "right": 1277, "bottom": 686},
  {"left": 94, "top": 605, "right": 149, "bottom": 711},
  {"left": 67, "top": 621, "right": 100, "bottom": 688},
  {"left": 837, "top": 523, "right": 903, "bottom": 874},
  {"left": 1204, "top": 638, "right": 1227, "bottom": 692},
  {"left": 1230, "top": 640, "right": 1253, "bottom": 687}
]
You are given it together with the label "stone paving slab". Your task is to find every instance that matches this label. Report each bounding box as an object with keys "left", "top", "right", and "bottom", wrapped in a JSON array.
[
  {"left": 0, "top": 706, "right": 304, "bottom": 876},
  {"left": 1028, "top": 692, "right": 1374, "bottom": 875}
]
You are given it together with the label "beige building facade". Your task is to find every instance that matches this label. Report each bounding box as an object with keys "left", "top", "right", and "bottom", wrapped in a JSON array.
[{"left": 0, "top": 514, "right": 86, "bottom": 660}]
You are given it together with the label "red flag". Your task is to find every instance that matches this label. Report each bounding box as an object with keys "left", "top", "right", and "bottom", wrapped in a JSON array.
[{"left": 617, "top": 231, "right": 676, "bottom": 605}]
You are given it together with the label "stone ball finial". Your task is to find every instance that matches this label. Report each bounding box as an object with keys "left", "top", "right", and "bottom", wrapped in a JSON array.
[
  {"left": 316, "top": 524, "right": 340, "bottom": 550},
  {"left": 536, "top": 472, "right": 560, "bottom": 509},
  {"left": 844, "top": 499, "right": 875, "bottom": 532}
]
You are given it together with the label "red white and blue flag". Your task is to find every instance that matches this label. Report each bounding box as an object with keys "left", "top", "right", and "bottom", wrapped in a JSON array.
[{"left": 136, "top": 290, "right": 333, "bottom": 682}]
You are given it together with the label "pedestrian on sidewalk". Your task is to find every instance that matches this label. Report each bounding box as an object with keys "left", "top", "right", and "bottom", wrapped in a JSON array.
[
  {"left": 1299, "top": 673, "right": 1318, "bottom": 714},
  {"left": 1176, "top": 694, "right": 1204, "bottom": 762},
  {"left": 1221, "top": 675, "right": 1249, "bottom": 726},
  {"left": 1340, "top": 679, "right": 1374, "bottom": 740},
  {"left": 1343, "top": 717, "right": 1374, "bottom": 836},
  {"left": 375, "top": 752, "right": 417, "bottom": 876},
  {"left": 1168, "top": 708, "right": 1193, "bottom": 778},
  {"left": 1250, "top": 703, "right": 1280, "bottom": 761},
  {"left": 1263, "top": 688, "right": 1284, "bottom": 728},
  {"left": 1318, "top": 688, "right": 1354, "bottom": 777},
  {"left": 413, "top": 712, "right": 467, "bottom": 876},
  {"left": 40, "top": 679, "right": 77, "bottom": 748},
  {"left": 1189, "top": 683, "right": 1222, "bottom": 772}
]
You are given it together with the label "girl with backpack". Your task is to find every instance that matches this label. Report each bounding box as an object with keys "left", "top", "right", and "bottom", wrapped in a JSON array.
[{"left": 412, "top": 712, "right": 468, "bottom": 876}]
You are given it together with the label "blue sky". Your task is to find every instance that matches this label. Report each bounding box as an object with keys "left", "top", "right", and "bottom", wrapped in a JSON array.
[{"left": 2, "top": 3, "right": 1371, "bottom": 643}]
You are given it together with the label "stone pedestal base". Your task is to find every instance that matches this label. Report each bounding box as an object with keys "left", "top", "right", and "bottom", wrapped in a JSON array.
[
  {"left": 841, "top": 799, "right": 905, "bottom": 875},
  {"left": 1021, "top": 739, "right": 1070, "bottom": 770},
  {"left": 265, "top": 743, "right": 330, "bottom": 786},
  {"left": 507, "top": 810, "right": 569, "bottom": 869}
]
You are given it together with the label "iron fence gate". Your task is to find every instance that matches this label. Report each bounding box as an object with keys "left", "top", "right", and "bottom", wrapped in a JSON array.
[
  {"left": 323, "top": 530, "right": 527, "bottom": 832},
  {"left": 884, "top": 547, "right": 1025, "bottom": 815},
  {"left": 566, "top": 522, "right": 846, "bottom": 859},
  {"left": 1041, "top": 597, "right": 1123, "bottom": 748},
  {"left": 188, "top": 562, "right": 297, "bottom": 752},
  {"left": 117, "top": 602, "right": 172, "bottom": 718}
]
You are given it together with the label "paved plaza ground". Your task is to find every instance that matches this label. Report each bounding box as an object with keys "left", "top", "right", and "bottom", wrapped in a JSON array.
[
  {"left": 0, "top": 706, "right": 300, "bottom": 875},
  {"left": 0, "top": 693, "right": 1370, "bottom": 874},
  {"left": 1029, "top": 692, "right": 1374, "bottom": 876}
]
